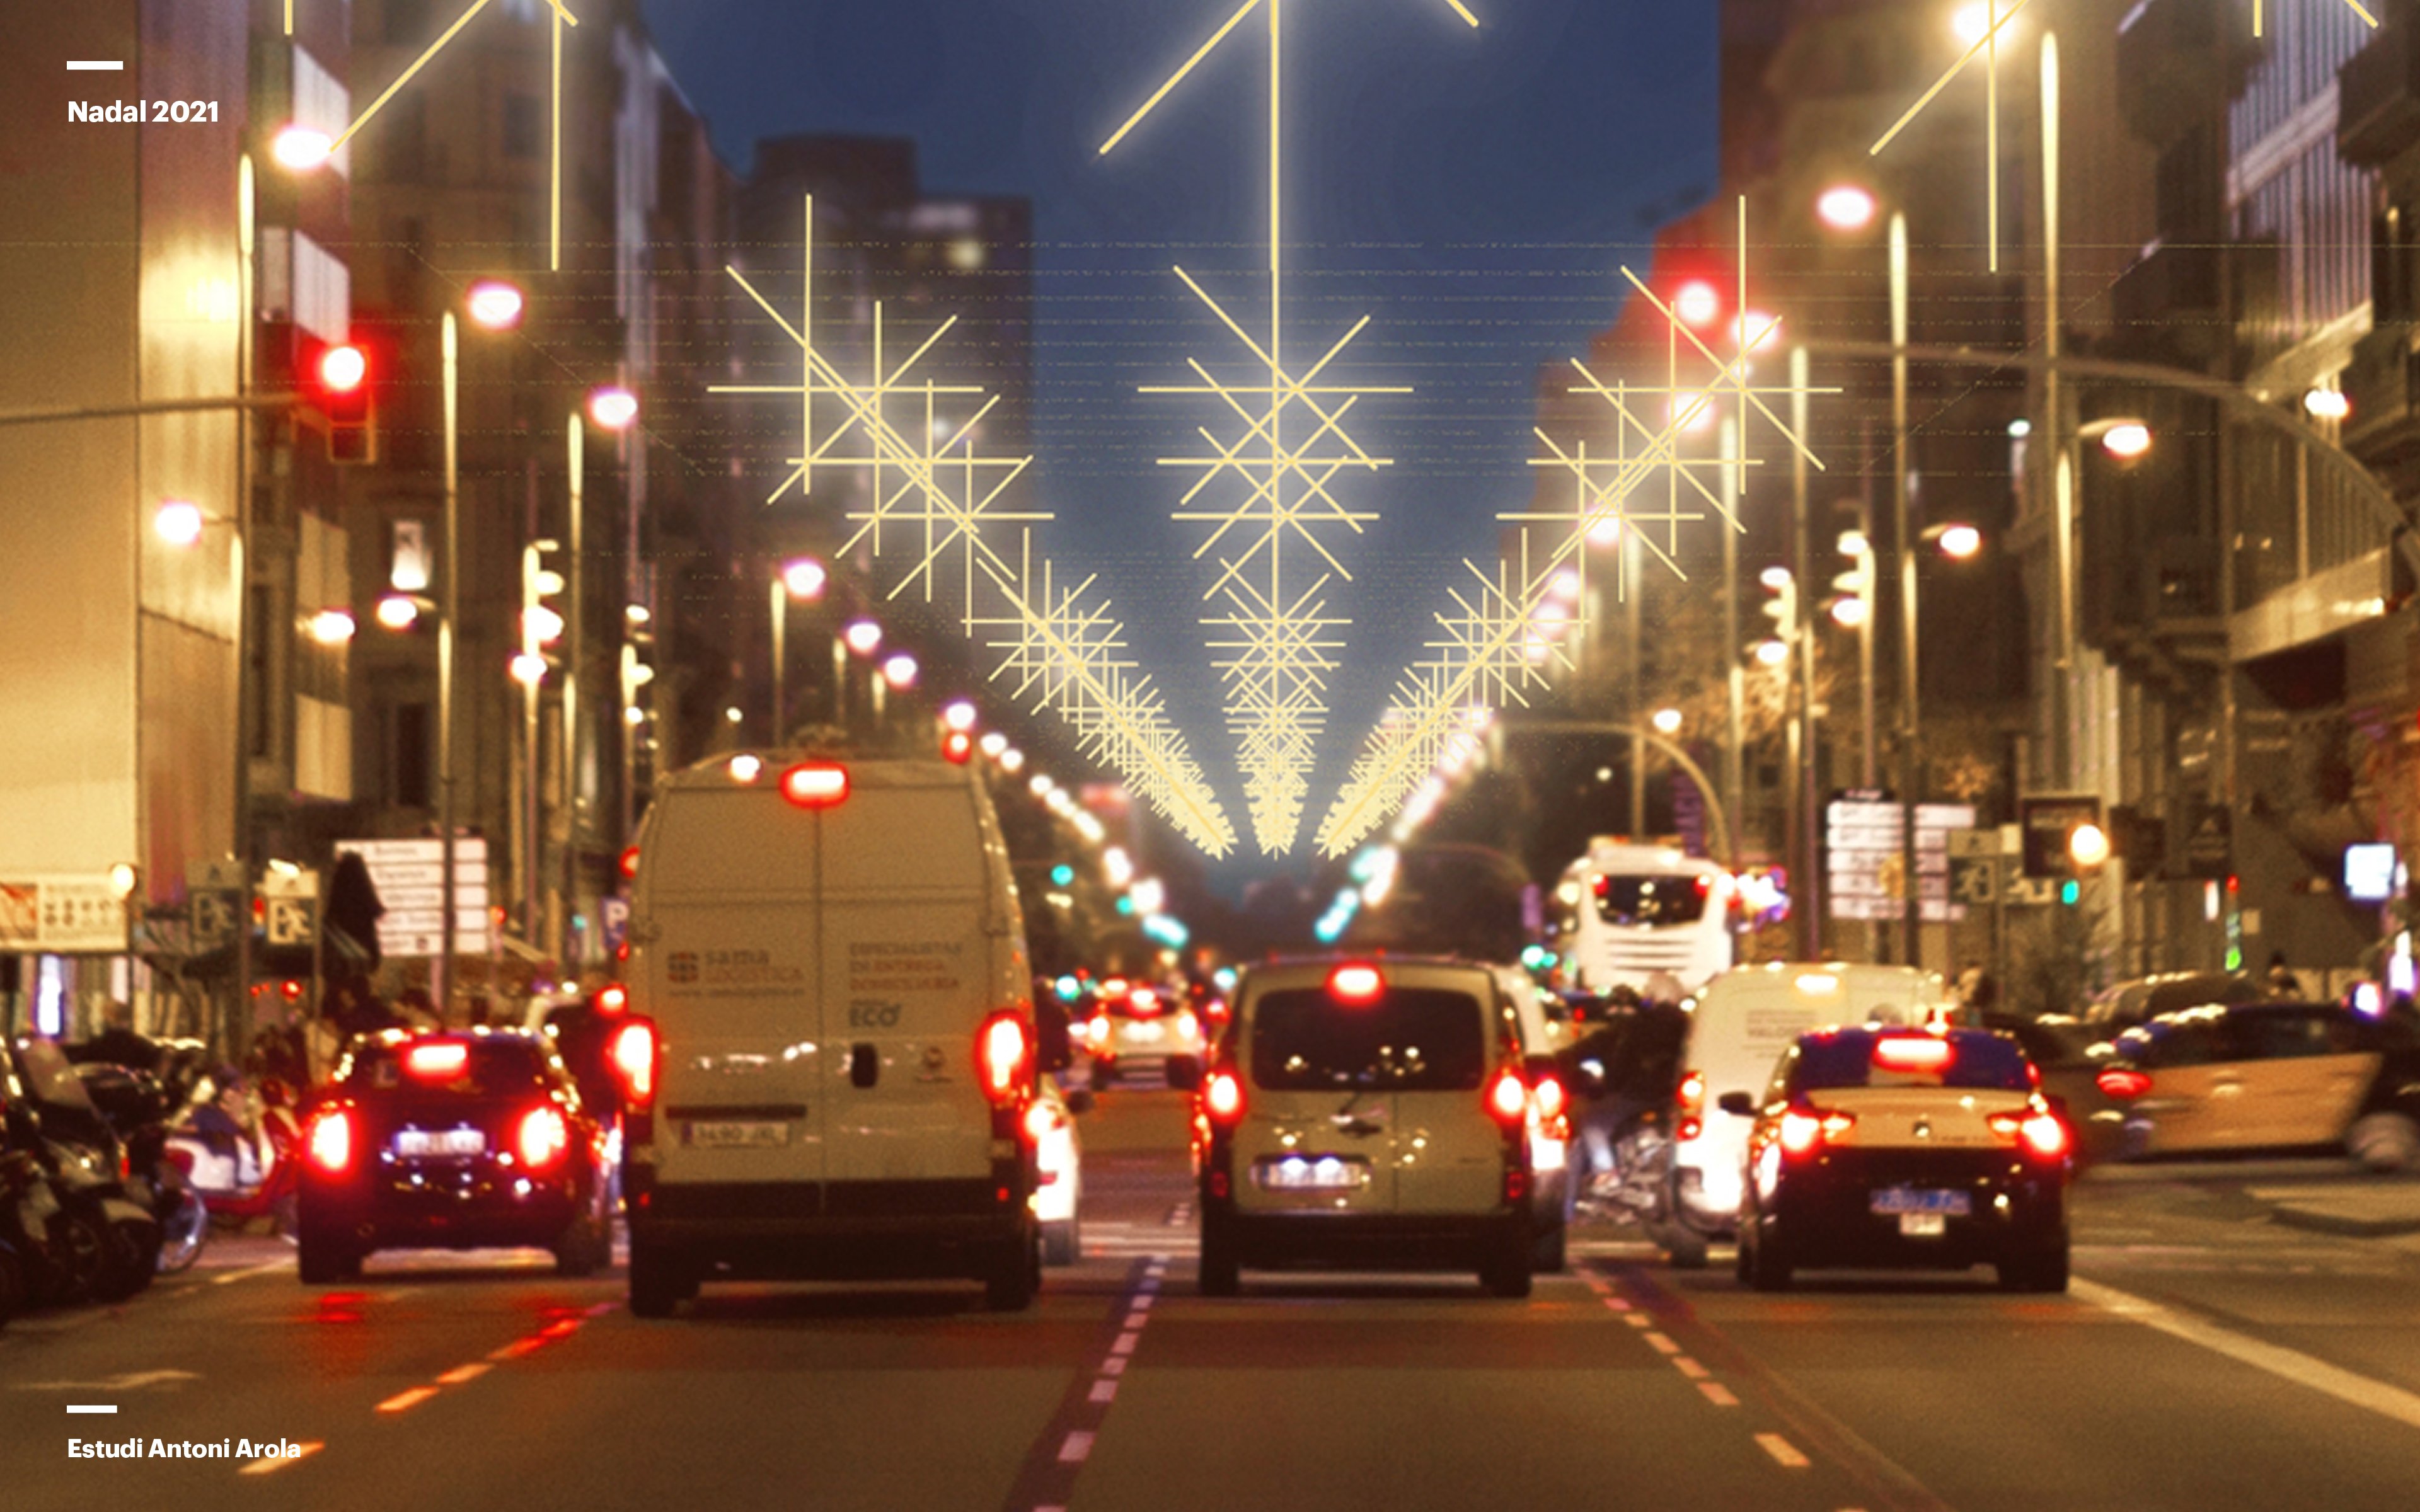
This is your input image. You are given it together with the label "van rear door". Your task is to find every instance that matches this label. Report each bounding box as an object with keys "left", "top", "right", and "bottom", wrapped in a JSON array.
[
  {"left": 816, "top": 767, "right": 1001, "bottom": 1191},
  {"left": 640, "top": 785, "right": 825, "bottom": 1192}
]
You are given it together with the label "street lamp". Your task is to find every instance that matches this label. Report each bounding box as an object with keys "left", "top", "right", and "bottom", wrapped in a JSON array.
[
  {"left": 1816, "top": 183, "right": 1877, "bottom": 233},
  {"left": 270, "top": 123, "right": 333, "bottom": 171},
  {"left": 882, "top": 653, "right": 918, "bottom": 690},
  {"left": 466, "top": 280, "right": 525, "bottom": 332},
  {"left": 943, "top": 699, "right": 979, "bottom": 731},
  {"left": 769, "top": 556, "right": 826, "bottom": 746},
  {"left": 1933, "top": 523, "right": 1983, "bottom": 560},
  {"left": 587, "top": 386, "right": 639, "bottom": 432},
  {"left": 2098, "top": 420, "right": 2152, "bottom": 460},
  {"left": 154, "top": 498, "right": 205, "bottom": 547},
  {"left": 1651, "top": 707, "right": 1683, "bottom": 736}
]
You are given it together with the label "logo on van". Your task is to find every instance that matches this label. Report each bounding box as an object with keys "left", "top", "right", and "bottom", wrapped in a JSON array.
[{"left": 669, "top": 951, "right": 700, "bottom": 985}]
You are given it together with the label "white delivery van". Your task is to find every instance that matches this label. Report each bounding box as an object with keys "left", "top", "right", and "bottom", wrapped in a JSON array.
[
  {"left": 611, "top": 752, "right": 1044, "bottom": 1315},
  {"left": 1664, "top": 963, "right": 1945, "bottom": 1249}
]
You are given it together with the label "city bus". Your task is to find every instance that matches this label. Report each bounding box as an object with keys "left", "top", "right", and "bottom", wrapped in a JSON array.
[{"left": 1552, "top": 840, "right": 1735, "bottom": 995}]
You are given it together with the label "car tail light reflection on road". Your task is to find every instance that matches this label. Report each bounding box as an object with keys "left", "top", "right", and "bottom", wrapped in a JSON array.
[
  {"left": 517, "top": 1105, "right": 570, "bottom": 1170},
  {"left": 609, "top": 1019, "right": 657, "bottom": 1108},
  {"left": 306, "top": 1108, "right": 355, "bottom": 1175},
  {"left": 1204, "top": 1069, "right": 1246, "bottom": 1125},
  {"left": 2096, "top": 1066, "right": 2152, "bottom": 1100}
]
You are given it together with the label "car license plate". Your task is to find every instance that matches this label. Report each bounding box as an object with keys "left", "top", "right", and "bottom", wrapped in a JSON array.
[
  {"left": 687, "top": 1121, "right": 791, "bottom": 1149},
  {"left": 1899, "top": 1212, "right": 1947, "bottom": 1237},
  {"left": 395, "top": 1128, "right": 485, "bottom": 1158},
  {"left": 1870, "top": 1187, "right": 1970, "bottom": 1217},
  {"left": 1252, "top": 1155, "right": 1369, "bottom": 1191},
  {"left": 1123, "top": 1019, "right": 1165, "bottom": 1044}
]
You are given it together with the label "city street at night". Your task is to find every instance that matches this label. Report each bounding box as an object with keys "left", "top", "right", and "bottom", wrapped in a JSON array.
[{"left": 11, "top": 1090, "right": 2420, "bottom": 1511}]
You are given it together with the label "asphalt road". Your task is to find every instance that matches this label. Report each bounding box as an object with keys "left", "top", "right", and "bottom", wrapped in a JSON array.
[{"left": 11, "top": 1089, "right": 2420, "bottom": 1511}]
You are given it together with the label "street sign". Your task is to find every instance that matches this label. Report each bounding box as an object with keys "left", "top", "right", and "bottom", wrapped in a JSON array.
[
  {"left": 1950, "top": 855, "right": 1998, "bottom": 905},
  {"left": 0, "top": 876, "right": 129, "bottom": 952},
  {"left": 267, "top": 896, "right": 317, "bottom": 948},
  {"left": 2184, "top": 805, "right": 2231, "bottom": 880},
  {"left": 190, "top": 891, "right": 238, "bottom": 949},
  {"left": 1824, "top": 798, "right": 1975, "bottom": 923},
  {"left": 333, "top": 837, "right": 491, "bottom": 958}
]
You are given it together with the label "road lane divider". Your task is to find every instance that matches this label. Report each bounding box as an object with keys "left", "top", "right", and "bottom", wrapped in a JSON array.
[
  {"left": 374, "top": 1387, "right": 438, "bottom": 1414},
  {"left": 1757, "top": 1434, "right": 1812, "bottom": 1469},
  {"left": 2074, "top": 1276, "right": 2420, "bottom": 1433},
  {"left": 998, "top": 1255, "right": 1165, "bottom": 1512}
]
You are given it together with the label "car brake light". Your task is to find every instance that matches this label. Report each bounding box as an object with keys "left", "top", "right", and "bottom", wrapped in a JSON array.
[
  {"left": 2019, "top": 1112, "right": 2068, "bottom": 1159},
  {"left": 596, "top": 983, "right": 629, "bottom": 1015},
  {"left": 1204, "top": 1069, "right": 1246, "bottom": 1125},
  {"left": 405, "top": 1041, "right": 469, "bottom": 1080},
  {"left": 1488, "top": 1067, "right": 1529, "bottom": 1126},
  {"left": 1022, "top": 1101, "right": 1062, "bottom": 1144},
  {"left": 2097, "top": 1066, "right": 2152, "bottom": 1100},
  {"left": 1872, "top": 1036, "right": 1954, "bottom": 1074},
  {"left": 618, "top": 844, "right": 641, "bottom": 880},
  {"left": 978, "top": 1011, "right": 1032, "bottom": 1106},
  {"left": 1175, "top": 1009, "right": 1199, "bottom": 1042},
  {"left": 609, "top": 1018, "right": 657, "bottom": 1108},
  {"left": 1531, "top": 1074, "right": 1567, "bottom": 1123},
  {"left": 1328, "top": 963, "right": 1384, "bottom": 1002},
  {"left": 1086, "top": 1014, "right": 1110, "bottom": 1046},
  {"left": 1778, "top": 1107, "right": 1854, "bottom": 1156},
  {"left": 517, "top": 1104, "right": 570, "bottom": 1169},
  {"left": 306, "top": 1108, "right": 354, "bottom": 1174},
  {"left": 779, "top": 761, "right": 850, "bottom": 808},
  {"left": 1127, "top": 988, "right": 1160, "bottom": 1016},
  {"left": 1677, "top": 1070, "right": 1705, "bottom": 1114}
]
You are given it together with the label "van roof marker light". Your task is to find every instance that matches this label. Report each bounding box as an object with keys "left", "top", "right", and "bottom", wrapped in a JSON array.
[{"left": 780, "top": 761, "right": 850, "bottom": 808}]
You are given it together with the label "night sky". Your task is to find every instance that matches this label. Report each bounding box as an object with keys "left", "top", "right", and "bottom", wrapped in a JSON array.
[{"left": 640, "top": 0, "right": 1719, "bottom": 878}]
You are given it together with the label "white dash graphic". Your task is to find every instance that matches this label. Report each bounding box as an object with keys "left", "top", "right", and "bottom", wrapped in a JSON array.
[{"left": 67, "top": 60, "right": 124, "bottom": 71}]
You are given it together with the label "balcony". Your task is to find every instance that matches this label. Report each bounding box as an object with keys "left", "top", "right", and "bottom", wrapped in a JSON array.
[
  {"left": 2339, "top": 18, "right": 2420, "bottom": 169},
  {"left": 2341, "top": 321, "right": 2420, "bottom": 470}
]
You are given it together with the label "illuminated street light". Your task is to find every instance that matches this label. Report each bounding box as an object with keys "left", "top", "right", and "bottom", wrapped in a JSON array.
[
  {"left": 2097, "top": 420, "right": 2153, "bottom": 460},
  {"left": 510, "top": 652, "right": 548, "bottom": 687},
  {"left": 942, "top": 699, "right": 979, "bottom": 731},
  {"left": 1816, "top": 183, "right": 1877, "bottom": 232},
  {"left": 308, "top": 608, "right": 356, "bottom": 646},
  {"left": 2305, "top": 388, "right": 2351, "bottom": 422},
  {"left": 465, "top": 280, "right": 525, "bottom": 331},
  {"left": 375, "top": 595, "right": 420, "bottom": 631},
  {"left": 2069, "top": 822, "right": 2111, "bottom": 869},
  {"left": 1830, "top": 596, "right": 1871, "bottom": 629},
  {"left": 979, "top": 731, "right": 1008, "bottom": 759},
  {"left": 154, "top": 499, "right": 205, "bottom": 547},
  {"left": 1754, "top": 639, "right": 1790, "bottom": 667},
  {"left": 1673, "top": 280, "right": 1720, "bottom": 328},
  {"left": 271, "top": 123, "right": 332, "bottom": 171},
  {"left": 1936, "top": 523, "right": 1983, "bottom": 559},
  {"left": 625, "top": 604, "right": 652, "bottom": 626},
  {"left": 1952, "top": 3, "right": 2019, "bottom": 45},
  {"left": 586, "top": 386, "right": 639, "bottom": 431},
  {"left": 781, "top": 557, "right": 827, "bottom": 600},
  {"left": 1000, "top": 748, "right": 1026, "bottom": 774},
  {"left": 1652, "top": 707, "right": 1683, "bottom": 736},
  {"left": 108, "top": 862, "right": 139, "bottom": 899},
  {"left": 881, "top": 653, "right": 918, "bottom": 690},
  {"left": 843, "top": 619, "right": 883, "bottom": 656}
]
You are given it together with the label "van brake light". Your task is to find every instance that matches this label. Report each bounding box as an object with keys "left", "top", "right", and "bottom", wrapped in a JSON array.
[
  {"left": 1328, "top": 963, "right": 1384, "bottom": 1002},
  {"left": 978, "top": 1011, "right": 1032, "bottom": 1106},
  {"left": 1204, "top": 1069, "right": 1246, "bottom": 1125},
  {"left": 780, "top": 761, "right": 850, "bottom": 808},
  {"left": 609, "top": 1018, "right": 657, "bottom": 1108},
  {"left": 1487, "top": 1067, "right": 1528, "bottom": 1126}
]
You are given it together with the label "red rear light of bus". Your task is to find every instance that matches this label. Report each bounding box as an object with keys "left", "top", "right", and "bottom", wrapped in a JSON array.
[
  {"left": 978, "top": 1012, "right": 1033, "bottom": 1106},
  {"left": 780, "top": 761, "right": 850, "bottom": 808},
  {"left": 609, "top": 1018, "right": 657, "bottom": 1108}
]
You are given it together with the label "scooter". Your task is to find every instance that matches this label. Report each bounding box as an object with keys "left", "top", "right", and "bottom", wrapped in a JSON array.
[
  {"left": 71, "top": 1061, "right": 207, "bottom": 1274},
  {"left": 165, "top": 1073, "right": 300, "bottom": 1238},
  {"left": 4, "top": 1040, "right": 164, "bottom": 1302}
]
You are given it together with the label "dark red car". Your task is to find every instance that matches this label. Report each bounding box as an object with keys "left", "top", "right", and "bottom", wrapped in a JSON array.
[{"left": 294, "top": 1030, "right": 614, "bottom": 1284}]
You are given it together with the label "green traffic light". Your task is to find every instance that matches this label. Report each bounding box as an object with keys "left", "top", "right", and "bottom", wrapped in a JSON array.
[
  {"left": 1051, "top": 864, "right": 1075, "bottom": 886},
  {"left": 2060, "top": 879, "right": 2080, "bottom": 906}
]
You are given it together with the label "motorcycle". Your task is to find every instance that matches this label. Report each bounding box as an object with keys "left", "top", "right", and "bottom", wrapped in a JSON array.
[
  {"left": 69, "top": 1061, "right": 207, "bottom": 1273},
  {"left": 4, "top": 1040, "right": 163, "bottom": 1302},
  {"left": 1, "top": 1062, "right": 128, "bottom": 1307},
  {"left": 165, "top": 1071, "right": 300, "bottom": 1239}
]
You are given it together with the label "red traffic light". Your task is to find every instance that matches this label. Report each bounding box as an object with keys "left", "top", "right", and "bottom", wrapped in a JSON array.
[
  {"left": 942, "top": 730, "right": 974, "bottom": 764},
  {"left": 318, "top": 343, "right": 368, "bottom": 393}
]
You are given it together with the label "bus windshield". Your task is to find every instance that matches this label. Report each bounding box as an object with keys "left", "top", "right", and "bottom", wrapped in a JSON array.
[{"left": 1593, "top": 874, "right": 1710, "bottom": 927}]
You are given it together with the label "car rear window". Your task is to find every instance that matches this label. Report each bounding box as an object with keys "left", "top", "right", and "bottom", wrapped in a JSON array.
[
  {"left": 1249, "top": 988, "right": 1489, "bottom": 1091},
  {"left": 1784, "top": 1031, "right": 2032, "bottom": 1094},
  {"left": 1593, "top": 874, "right": 1709, "bottom": 927},
  {"left": 342, "top": 1039, "right": 551, "bottom": 1096}
]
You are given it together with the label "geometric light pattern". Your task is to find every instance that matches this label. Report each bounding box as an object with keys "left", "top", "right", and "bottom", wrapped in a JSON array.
[
  {"left": 1314, "top": 200, "right": 1823, "bottom": 857},
  {"left": 324, "top": 0, "right": 582, "bottom": 272},
  {"left": 715, "top": 202, "right": 1238, "bottom": 856},
  {"left": 1102, "top": 0, "right": 1480, "bottom": 854}
]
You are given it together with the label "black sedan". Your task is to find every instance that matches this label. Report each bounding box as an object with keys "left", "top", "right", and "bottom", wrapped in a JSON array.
[
  {"left": 1726, "top": 1026, "right": 2071, "bottom": 1292},
  {"left": 295, "top": 1030, "right": 614, "bottom": 1283}
]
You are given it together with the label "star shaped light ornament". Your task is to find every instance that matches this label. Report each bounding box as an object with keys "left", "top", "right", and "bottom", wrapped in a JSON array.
[
  {"left": 1315, "top": 199, "right": 1829, "bottom": 858},
  {"left": 1101, "top": 0, "right": 1480, "bottom": 854},
  {"left": 715, "top": 202, "right": 1238, "bottom": 857}
]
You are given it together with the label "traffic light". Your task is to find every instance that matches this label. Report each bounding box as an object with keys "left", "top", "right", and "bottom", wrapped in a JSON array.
[
  {"left": 2020, "top": 794, "right": 2106, "bottom": 880},
  {"left": 519, "top": 539, "right": 566, "bottom": 683},
  {"left": 941, "top": 728, "right": 974, "bottom": 764},
  {"left": 1051, "top": 864, "right": 1076, "bottom": 886},
  {"left": 311, "top": 340, "right": 375, "bottom": 464},
  {"left": 1755, "top": 566, "right": 1797, "bottom": 666},
  {"left": 1829, "top": 531, "right": 1873, "bottom": 628}
]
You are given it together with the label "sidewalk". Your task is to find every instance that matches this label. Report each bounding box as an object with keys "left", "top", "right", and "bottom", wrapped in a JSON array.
[{"left": 2247, "top": 1180, "right": 2420, "bottom": 1238}]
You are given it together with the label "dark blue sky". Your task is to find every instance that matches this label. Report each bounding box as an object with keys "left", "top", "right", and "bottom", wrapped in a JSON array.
[{"left": 640, "top": 0, "right": 1718, "bottom": 875}]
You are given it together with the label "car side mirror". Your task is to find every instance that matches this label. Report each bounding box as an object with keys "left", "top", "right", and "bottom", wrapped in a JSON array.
[
  {"left": 1163, "top": 1053, "right": 1202, "bottom": 1092},
  {"left": 1717, "top": 1091, "right": 1756, "bottom": 1117},
  {"left": 1063, "top": 1087, "right": 1096, "bottom": 1117}
]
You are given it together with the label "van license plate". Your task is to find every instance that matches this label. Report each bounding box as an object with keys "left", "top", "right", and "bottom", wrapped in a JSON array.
[
  {"left": 687, "top": 1121, "right": 790, "bottom": 1149},
  {"left": 1870, "top": 1187, "right": 1969, "bottom": 1217},
  {"left": 1252, "top": 1156, "right": 1369, "bottom": 1191},
  {"left": 395, "top": 1129, "right": 485, "bottom": 1157}
]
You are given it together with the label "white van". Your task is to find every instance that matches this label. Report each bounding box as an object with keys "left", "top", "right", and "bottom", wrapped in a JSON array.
[
  {"left": 611, "top": 752, "right": 1044, "bottom": 1315},
  {"left": 1665, "top": 963, "right": 1946, "bottom": 1249}
]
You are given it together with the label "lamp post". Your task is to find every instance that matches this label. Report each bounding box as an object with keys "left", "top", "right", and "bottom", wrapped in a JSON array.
[
  {"left": 565, "top": 387, "right": 638, "bottom": 965},
  {"left": 771, "top": 556, "right": 826, "bottom": 745}
]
